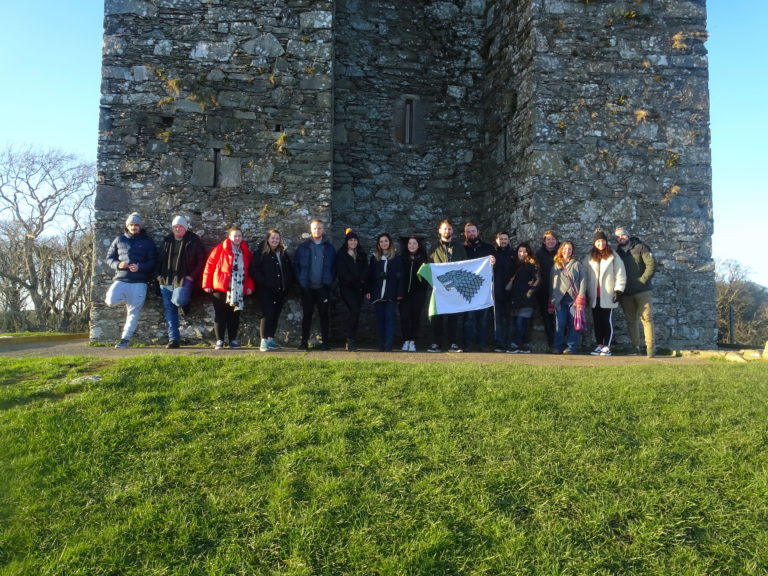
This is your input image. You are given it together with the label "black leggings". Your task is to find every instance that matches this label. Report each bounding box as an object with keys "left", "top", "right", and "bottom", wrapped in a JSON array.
[
  {"left": 211, "top": 291, "right": 241, "bottom": 342},
  {"left": 339, "top": 286, "right": 364, "bottom": 341},
  {"left": 591, "top": 304, "right": 614, "bottom": 347},
  {"left": 400, "top": 290, "right": 427, "bottom": 341},
  {"left": 258, "top": 289, "right": 285, "bottom": 340}
]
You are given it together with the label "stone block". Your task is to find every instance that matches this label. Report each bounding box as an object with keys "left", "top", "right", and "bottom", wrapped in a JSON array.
[
  {"left": 160, "top": 156, "right": 185, "bottom": 185},
  {"left": 300, "top": 74, "right": 333, "bottom": 90},
  {"left": 191, "top": 160, "right": 215, "bottom": 187},
  {"left": 94, "top": 185, "right": 129, "bottom": 212},
  {"left": 191, "top": 41, "right": 236, "bottom": 62},
  {"left": 219, "top": 156, "right": 242, "bottom": 188},
  {"left": 301, "top": 11, "right": 333, "bottom": 29},
  {"left": 242, "top": 35, "right": 284, "bottom": 58}
]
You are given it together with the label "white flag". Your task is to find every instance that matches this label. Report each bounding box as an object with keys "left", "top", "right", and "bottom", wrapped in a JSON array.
[{"left": 418, "top": 257, "right": 494, "bottom": 316}]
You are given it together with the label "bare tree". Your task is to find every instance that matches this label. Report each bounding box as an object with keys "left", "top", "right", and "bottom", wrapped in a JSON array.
[
  {"left": 0, "top": 147, "right": 95, "bottom": 332},
  {"left": 715, "top": 259, "right": 768, "bottom": 346}
]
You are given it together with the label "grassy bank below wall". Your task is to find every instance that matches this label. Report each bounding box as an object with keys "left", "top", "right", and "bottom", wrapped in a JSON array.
[{"left": 1, "top": 357, "right": 766, "bottom": 575}]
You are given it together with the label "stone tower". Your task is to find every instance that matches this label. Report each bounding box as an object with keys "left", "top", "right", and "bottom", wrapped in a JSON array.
[{"left": 92, "top": 0, "right": 715, "bottom": 349}]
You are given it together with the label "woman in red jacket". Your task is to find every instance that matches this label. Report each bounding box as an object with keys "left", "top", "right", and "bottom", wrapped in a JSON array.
[{"left": 202, "top": 227, "right": 254, "bottom": 349}]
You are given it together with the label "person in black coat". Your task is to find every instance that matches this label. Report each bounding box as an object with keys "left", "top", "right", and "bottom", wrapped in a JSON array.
[
  {"left": 398, "top": 235, "right": 429, "bottom": 352},
  {"left": 506, "top": 242, "right": 541, "bottom": 353},
  {"left": 462, "top": 221, "right": 495, "bottom": 352},
  {"left": 535, "top": 230, "right": 560, "bottom": 348},
  {"left": 336, "top": 228, "right": 369, "bottom": 351},
  {"left": 492, "top": 231, "right": 515, "bottom": 352},
  {"left": 249, "top": 229, "right": 294, "bottom": 351},
  {"left": 155, "top": 215, "right": 206, "bottom": 348}
]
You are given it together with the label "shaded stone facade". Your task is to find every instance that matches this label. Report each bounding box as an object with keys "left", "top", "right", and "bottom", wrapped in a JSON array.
[{"left": 92, "top": 0, "right": 715, "bottom": 349}]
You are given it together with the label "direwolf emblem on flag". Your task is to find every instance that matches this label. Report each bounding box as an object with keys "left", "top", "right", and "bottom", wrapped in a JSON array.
[{"left": 436, "top": 269, "right": 485, "bottom": 303}]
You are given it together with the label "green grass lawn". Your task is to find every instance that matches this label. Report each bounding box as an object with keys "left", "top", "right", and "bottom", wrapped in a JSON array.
[{"left": 1, "top": 356, "right": 766, "bottom": 575}]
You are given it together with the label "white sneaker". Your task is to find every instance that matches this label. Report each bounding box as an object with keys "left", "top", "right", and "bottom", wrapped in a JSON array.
[
  {"left": 590, "top": 345, "right": 602, "bottom": 356},
  {"left": 599, "top": 346, "right": 612, "bottom": 356},
  {"left": 260, "top": 339, "right": 269, "bottom": 352},
  {"left": 408, "top": 341, "right": 416, "bottom": 352},
  {"left": 402, "top": 341, "right": 410, "bottom": 352}
]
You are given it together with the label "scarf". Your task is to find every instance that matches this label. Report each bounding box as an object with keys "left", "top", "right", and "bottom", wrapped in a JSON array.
[{"left": 226, "top": 244, "right": 245, "bottom": 311}]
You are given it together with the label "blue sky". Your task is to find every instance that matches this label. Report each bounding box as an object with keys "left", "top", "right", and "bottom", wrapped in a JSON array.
[{"left": 1, "top": 0, "right": 766, "bottom": 287}]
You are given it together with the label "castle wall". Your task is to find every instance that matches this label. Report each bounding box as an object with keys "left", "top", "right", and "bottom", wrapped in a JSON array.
[
  {"left": 332, "top": 0, "right": 488, "bottom": 240},
  {"left": 481, "top": 0, "right": 716, "bottom": 347},
  {"left": 92, "top": 0, "right": 335, "bottom": 343},
  {"left": 91, "top": 0, "right": 716, "bottom": 349}
]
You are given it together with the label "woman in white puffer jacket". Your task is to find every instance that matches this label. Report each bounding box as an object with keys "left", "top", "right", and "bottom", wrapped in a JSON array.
[{"left": 583, "top": 229, "right": 626, "bottom": 356}]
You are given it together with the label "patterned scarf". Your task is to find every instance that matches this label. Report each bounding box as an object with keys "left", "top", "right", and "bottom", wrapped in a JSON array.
[{"left": 226, "top": 244, "right": 245, "bottom": 311}]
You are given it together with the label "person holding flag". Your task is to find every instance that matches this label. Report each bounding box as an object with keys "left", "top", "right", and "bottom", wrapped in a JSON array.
[{"left": 418, "top": 220, "right": 494, "bottom": 353}]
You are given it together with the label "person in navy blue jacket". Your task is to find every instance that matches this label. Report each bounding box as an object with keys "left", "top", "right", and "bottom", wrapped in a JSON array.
[
  {"left": 366, "top": 233, "right": 401, "bottom": 352},
  {"left": 292, "top": 219, "right": 336, "bottom": 350},
  {"left": 105, "top": 212, "right": 157, "bottom": 348}
]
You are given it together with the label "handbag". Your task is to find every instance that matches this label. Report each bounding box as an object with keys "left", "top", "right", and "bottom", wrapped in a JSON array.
[
  {"left": 171, "top": 279, "right": 193, "bottom": 307},
  {"left": 563, "top": 266, "right": 588, "bottom": 332}
]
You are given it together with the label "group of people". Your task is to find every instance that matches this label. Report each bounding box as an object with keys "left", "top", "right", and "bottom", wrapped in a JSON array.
[{"left": 104, "top": 213, "right": 656, "bottom": 357}]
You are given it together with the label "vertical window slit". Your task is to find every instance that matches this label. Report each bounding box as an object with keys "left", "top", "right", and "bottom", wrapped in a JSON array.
[
  {"left": 404, "top": 99, "right": 414, "bottom": 145},
  {"left": 213, "top": 148, "right": 221, "bottom": 188}
]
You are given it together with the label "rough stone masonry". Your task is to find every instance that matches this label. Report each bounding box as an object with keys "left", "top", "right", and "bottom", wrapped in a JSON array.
[{"left": 91, "top": 0, "right": 715, "bottom": 349}]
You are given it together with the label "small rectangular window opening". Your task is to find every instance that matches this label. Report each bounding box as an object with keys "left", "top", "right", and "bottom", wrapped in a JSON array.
[
  {"left": 404, "top": 99, "right": 414, "bottom": 145},
  {"left": 213, "top": 148, "right": 221, "bottom": 187}
]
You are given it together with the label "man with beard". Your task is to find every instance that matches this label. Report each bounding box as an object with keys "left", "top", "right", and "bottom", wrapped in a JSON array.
[
  {"left": 614, "top": 226, "right": 656, "bottom": 357},
  {"left": 462, "top": 221, "right": 495, "bottom": 352},
  {"left": 427, "top": 219, "right": 467, "bottom": 353},
  {"left": 105, "top": 212, "right": 157, "bottom": 348}
]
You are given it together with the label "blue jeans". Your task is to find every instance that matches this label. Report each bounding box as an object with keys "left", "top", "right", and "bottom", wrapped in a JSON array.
[
  {"left": 463, "top": 307, "right": 490, "bottom": 349},
  {"left": 374, "top": 300, "right": 396, "bottom": 351},
  {"left": 510, "top": 308, "right": 533, "bottom": 348},
  {"left": 554, "top": 295, "right": 581, "bottom": 353},
  {"left": 160, "top": 284, "right": 180, "bottom": 341}
]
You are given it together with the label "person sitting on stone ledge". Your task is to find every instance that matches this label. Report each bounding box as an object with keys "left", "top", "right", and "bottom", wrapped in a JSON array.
[
  {"left": 155, "top": 215, "right": 206, "bottom": 349},
  {"left": 202, "top": 227, "right": 254, "bottom": 350}
]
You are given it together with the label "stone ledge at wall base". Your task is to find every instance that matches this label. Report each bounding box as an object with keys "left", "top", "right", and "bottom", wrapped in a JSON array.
[{"left": 679, "top": 346, "right": 768, "bottom": 363}]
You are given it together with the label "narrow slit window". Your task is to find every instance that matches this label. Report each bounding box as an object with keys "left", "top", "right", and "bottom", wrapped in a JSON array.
[
  {"left": 213, "top": 148, "right": 221, "bottom": 188},
  {"left": 394, "top": 95, "right": 424, "bottom": 146},
  {"left": 404, "top": 99, "right": 414, "bottom": 145}
]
